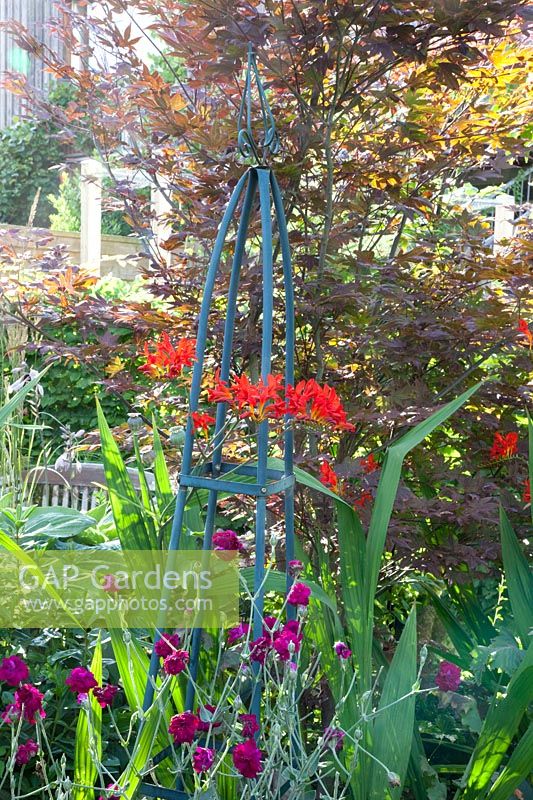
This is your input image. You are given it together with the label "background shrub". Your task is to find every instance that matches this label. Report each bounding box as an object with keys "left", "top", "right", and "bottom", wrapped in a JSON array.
[
  {"left": 48, "top": 171, "right": 133, "bottom": 236},
  {"left": 0, "top": 119, "right": 65, "bottom": 227}
]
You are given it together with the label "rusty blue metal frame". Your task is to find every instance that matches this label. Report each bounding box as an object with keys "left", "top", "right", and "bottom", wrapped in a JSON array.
[{"left": 140, "top": 49, "right": 295, "bottom": 799}]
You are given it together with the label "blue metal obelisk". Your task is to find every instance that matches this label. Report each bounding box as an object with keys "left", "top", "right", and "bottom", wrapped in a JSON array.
[{"left": 140, "top": 46, "right": 295, "bottom": 799}]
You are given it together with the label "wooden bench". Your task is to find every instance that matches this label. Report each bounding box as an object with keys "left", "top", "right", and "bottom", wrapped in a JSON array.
[{"left": 23, "top": 464, "right": 156, "bottom": 512}]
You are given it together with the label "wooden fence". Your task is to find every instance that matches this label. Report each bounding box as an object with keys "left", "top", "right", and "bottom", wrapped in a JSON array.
[
  {"left": 1, "top": 158, "right": 530, "bottom": 282},
  {"left": 0, "top": 223, "right": 146, "bottom": 281}
]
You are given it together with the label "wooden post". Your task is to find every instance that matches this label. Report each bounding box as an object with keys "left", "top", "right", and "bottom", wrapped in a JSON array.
[
  {"left": 80, "top": 158, "right": 104, "bottom": 274},
  {"left": 493, "top": 193, "right": 515, "bottom": 254},
  {"left": 152, "top": 177, "right": 173, "bottom": 265}
]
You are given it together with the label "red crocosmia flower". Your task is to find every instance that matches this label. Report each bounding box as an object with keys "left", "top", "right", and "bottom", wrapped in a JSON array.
[
  {"left": 192, "top": 746, "right": 215, "bottom": 774},
  {"left": 66, "top": 667, "right": 98, "bottom": 695},
  {"left": 163, "top": 650, "right": 189, "bottom": 676},
  {"left": 197, "top": 704, "right": 221, "bottom": 732},
  {"left": 285, "top": 379, "right": 355, "bottom": 431},
  {"left": 154, "top": 633, "right": 181, "bottom": 659},
  {"left": 230, "top": 373, "right": 285, "bottom": 422},
  {"left": 239, "top": 713, "right": 260, "bottom": 738},
  {"left": 207, "top": 371, "right": 354, "bottom": 430},
  {"left": 518, "top": 319, "right": 533, "bottom": 349},
  {"left": 207, "top": 370, "right": 234, "bottom": 404},
  {"left": 139, "top": 333, "right": 196, "bottom": 380},
  {"left": 490, "top": 431, "right": 518, "bottom": 461},
  {"left": 354, "top": 489, "right": 373, "bottom": 509},
  {"left": 0, "top": 655, "right": 29, "bottom": 686},
  {"left": 360, "top": 453, "right": 379, "bottom": 474},
  {"left": 233, "top": 738, "right": 263, "bottom": 779},
  {"left": 93, "top": 684, "right": 119, "bottom": 709},
  {"left": 287, "top": 582, "right": 311, "bottom": 607},
  {"left": 169, "top": 711, "right": 200, "bottom": 744},
  {"left": 319, "top": 461, "right": 338, "bottom": 492},
  {"left": 435, "top": 660, "right": 461, "bottom": 692},
  {"left": 212, "top": 529, "right": 244, "bottom": 552},
  {"left": 523, "top": 479, "right": 531, "bottom": 504},
  {"left": 191, "top": 411, "right": 215, "bottom": 435},
  {"left": 14, "top": 684, "right": 45, "bottom": 724},
  {"left": 15, "top": 739, "right": 39, "bottom": 766}
]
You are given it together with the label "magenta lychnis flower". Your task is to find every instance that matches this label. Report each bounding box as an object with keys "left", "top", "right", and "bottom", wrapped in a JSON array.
[
  {"left": 435, "top": 661, "right": 461, "bottom": 692},
  {"left": 154, "top": 633, "right": 181, "bottom": 658},
  {"left": 169, "top": 711, "right": 199, "bottom": 744},
  {"left": 0, "top": 655, "right": 29, "bottom": 687},
  {"left": 101, "top": 574, "right": 121, "bottom": 593},
  {"left": 93, "top": 684, "right": 119, "bottom": 709},
  {"left": 287, "top": 581, "right": 311, "bottom": 607},
  {"left": 227, "top": 623, "right": 250, "bottom": 644},
  {"left": 263, "top": 615, "right": 278, "bottom": 634},
  {"left": 163, "top": 650, "right": 189, "bottom": 676},
  {"left": 97, "top": 783, "right": 121, "bottom": 800},
  {"left": 272, "top": 625, "right": 302, "bottom": 661},
  {"left": 249, "top": 635, "right": 271, "bottom": 665},
  {"left": 15, "top": 739, "right": 39, "bottom": 766},
  {"left": 1, "top": 703, "right": 18, "bottom": 724},
  {"left": 233, "top": 738, "right": 263, "bottom": 779},
  {"left": 197, "top": 703, "right": 221, "bottom": 732},
  {"left": 288, "top": 559, "right": 304, "bottom": 575},
  {"left": 192, "top": 746, "right": 215, "bottom": 774},
  {"left": 334, "top": 641, "right": 352, "bottom": 660},
  {"left": 239, "top": 713, "right": 260, "bottom": 738},
  {"left": 66, "top": 667, "right": 98, "bottom": 695},
  {"left": 212, "top": 529, "right": 244, "bottom": 552},
  {"left": 14, "top": 684, "right": 45, "bottom": 724},
  {"left": 324, "top": 726, "right": 345, "bottom": 751}
]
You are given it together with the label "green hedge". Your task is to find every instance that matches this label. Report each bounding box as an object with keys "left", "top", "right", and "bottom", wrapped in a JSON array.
[{"left": 0, "top": 119, "right": 65, "bottom": 227}]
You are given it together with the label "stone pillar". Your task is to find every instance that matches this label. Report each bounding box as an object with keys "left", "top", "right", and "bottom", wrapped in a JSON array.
[
  {"left": 493, "top": 193, "right": 515, "bottom": 253},
  {"left": 151, "top": 177, "right": 174, "bottom": 265},
  {"left": 80, "top": 158, "right": 104, "bottom": 274}
]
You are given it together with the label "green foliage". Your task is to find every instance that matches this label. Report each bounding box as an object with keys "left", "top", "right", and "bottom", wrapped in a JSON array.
[
  {"left": 499, "top": 507, "right": 533, "bottom": 645},
  {"left": 0, "top": 368, "right": 49, "bottom": 428},
  {"left": 369, "top": 609, "right": 418, "bottom": 800},
  {"left": 96, "top": 399, "right": 156, "bottom": 550},
  {"left": 265, "top": 383, "right": 481, "bottom": 799},
  {"left": 0, "top": 120, "right": 65, "bottom": 227},
  {"left": 456, "top": 642, "right": 533, "bottom": 800},
  {"left": 38, "top": 357, "right": 127, "bottom": 436},
  {"left": 48, "top": 171, "right": 81, "bottom": 232},
  {"left": 48, "top": 170, "right": 133, "bottom": 236}
]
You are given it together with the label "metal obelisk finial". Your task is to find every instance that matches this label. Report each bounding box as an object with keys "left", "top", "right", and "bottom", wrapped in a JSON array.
[{"left": 237, "top": 44, "right": 280, "bottom": 162}]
